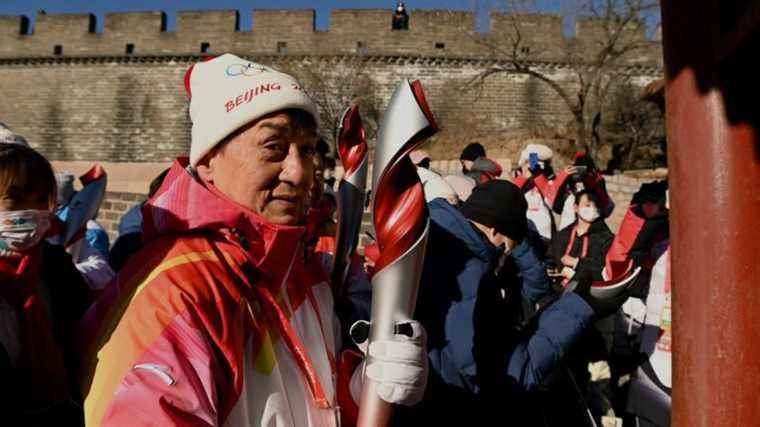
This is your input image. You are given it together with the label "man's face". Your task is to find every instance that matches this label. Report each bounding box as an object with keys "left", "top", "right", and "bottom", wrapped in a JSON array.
[{"left": 196, "top": 111, "right": 317, "bottom": 226}]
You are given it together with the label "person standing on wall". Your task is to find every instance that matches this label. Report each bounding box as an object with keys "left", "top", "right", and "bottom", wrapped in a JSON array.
[{"left": 392, "top": 1, "right": 409, "bottom": 30}]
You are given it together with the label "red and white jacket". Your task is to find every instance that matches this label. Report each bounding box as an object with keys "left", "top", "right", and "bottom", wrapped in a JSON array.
[
  {"left": 513, "top": 169, "right": 614, "bottom": 240},
  {"left": 82, "top": 158, "right": 352, "bottom": 426}
]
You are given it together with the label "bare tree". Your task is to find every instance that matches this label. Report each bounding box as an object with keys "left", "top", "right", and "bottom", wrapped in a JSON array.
[
  {"left": 279, "top": 56, "right": 382, "bottom": 152},
  {"left": 603, "top": 80, "right": 665, "bottom": 171},
  {"left": 471, "top": 0, "right": 660, "bottom": 161}
]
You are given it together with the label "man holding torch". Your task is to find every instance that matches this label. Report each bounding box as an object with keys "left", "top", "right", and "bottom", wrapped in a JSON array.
[{"left": 82, "top": 54, "right": 427, "bottom": 427}]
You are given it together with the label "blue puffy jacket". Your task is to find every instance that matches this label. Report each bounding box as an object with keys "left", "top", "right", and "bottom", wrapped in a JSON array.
[
  {"left": 398, "top": 199, "right": 595, "bottom": 423},
  {"left": 56, "top": 205, "right": 110, "bottom": 257}
]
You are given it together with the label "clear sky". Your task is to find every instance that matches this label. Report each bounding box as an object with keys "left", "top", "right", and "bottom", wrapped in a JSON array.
[{"left": 0, "top": 0, "right": 559, "bottom": 33}]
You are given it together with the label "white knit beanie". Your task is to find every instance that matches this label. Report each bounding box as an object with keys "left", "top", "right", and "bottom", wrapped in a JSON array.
[
  {"left": 0, "top": 122, "right": 29, "bottom": 147},
  {"left": 185, "top": 54, "right": 319, "bottom": 167},
  {"left": 518, "top": 143, "right": 553, "bottom": 167}
]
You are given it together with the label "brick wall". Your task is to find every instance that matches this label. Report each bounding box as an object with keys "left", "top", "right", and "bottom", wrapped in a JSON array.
[
  {"left": 0, "top": 56, "right": 659, "bottom": 164},
  {"left": 0, "top": 9, "right": 662, "bottom": 167},
  {"left": 95, "top": 191, "right": 146, "bottom": 243},
  {"left": 0, "top": 60, "right": 191, "bottom": 162}
]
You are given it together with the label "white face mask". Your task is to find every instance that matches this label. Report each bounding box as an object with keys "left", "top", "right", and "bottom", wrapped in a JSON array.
[
  {"left": 578, "top": 206, "right": 600, "bottom": 223},
  {"left": 0, "top": 210, "right": 51, "bottom": 254}
]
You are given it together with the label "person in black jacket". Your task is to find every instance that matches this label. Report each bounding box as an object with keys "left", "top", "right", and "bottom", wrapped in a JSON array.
[
  {"left": 552, "top": 189, "right": 615, "bottom": 282},
  {"left": 0, "top": 144, "right": 92, "bottom": 426},
  {"left": 549, "top": 189, "right": 618, "bottom": 424}
]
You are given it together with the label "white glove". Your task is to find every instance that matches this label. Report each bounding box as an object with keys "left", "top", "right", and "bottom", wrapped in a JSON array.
[
  {"left": 351, "top": 320, "right": 429, "bottom": 406},
  {"left": 77, "top": 254, "right": 108, "bottom": 272}
]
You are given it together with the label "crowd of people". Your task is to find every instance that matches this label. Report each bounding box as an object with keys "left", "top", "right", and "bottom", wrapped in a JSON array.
[{"left": 1, "top": 54, "right": 671, "bottom": 426}]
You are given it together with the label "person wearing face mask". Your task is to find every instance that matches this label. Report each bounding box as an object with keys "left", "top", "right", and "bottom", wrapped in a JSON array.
[
  {"left": 552, "top": 189, "right": 615, "bottom": 283},
  {"left": 395, "top": 180, "right": 606, "bottom": 425},
  {"left": 0, "top": 144, "right": 92, "bottom": 425},
  {"left": 81, "top": 55, "right": 428, "bottom": 427},
  {"left": 556, "top": 152, "right": 615, "bottom": 232},
  {"left": 547, "top": 189, "right": 617, "bottom": 424}
]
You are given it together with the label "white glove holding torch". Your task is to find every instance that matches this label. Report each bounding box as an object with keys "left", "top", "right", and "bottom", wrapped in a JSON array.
[{"left": 349, "top": 320, "right": 429, "bottom": 406}]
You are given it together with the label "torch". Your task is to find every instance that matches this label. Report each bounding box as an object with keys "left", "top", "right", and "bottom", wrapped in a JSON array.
[
  {"left": 59, "top": 165, "right": 107, "bottom": 260},
  {"left": 331, "top": 104, "right": 368, "bottom": 295},
  {"left": 356, "top": 80, "right": 439, "bottom": 427}
]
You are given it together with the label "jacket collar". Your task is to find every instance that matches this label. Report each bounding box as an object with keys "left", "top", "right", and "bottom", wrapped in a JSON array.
[
  {"left": 574, "top": 219, "right": 609, "bottom": 236},
  {"left": 143, "top": 157, "right": 306, "bottom": 282}
]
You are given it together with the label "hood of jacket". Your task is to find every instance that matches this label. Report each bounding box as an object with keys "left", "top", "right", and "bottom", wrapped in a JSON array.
[
  {"left": 142, "top": 157, "right": 307, "bottom": 281},
  {"left": 428, "top": 198, "right": 501, "bottom": 266}
]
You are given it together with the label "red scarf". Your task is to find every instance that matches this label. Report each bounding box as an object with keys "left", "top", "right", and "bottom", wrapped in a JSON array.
[
  {"left": 561, "top": 225, "right": 589, "bottom": 287},
  {"left": 0, "top": 253, "right": 70, "bottom": 410}
]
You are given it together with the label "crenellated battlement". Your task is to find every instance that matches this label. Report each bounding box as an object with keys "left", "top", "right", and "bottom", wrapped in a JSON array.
[{"left": 0, "top": 8, "right": 661, "bottom": 64}]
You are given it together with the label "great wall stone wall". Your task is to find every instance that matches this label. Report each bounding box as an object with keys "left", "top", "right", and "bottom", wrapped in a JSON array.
[
  {"left": 1, "top": 8, "right": 665, "bottom": 237},
  {"left": 0, "top": 9, "right": 662, "bottom": 161}
]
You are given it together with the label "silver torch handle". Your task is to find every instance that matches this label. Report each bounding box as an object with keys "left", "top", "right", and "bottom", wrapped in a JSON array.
[{"left": 357, "top": 79, "right": 439, "bottom": 427}]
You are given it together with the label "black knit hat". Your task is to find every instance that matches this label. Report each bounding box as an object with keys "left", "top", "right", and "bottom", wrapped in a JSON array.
[
  {"left": 460, "top": 142, "right": 486, "bottom": 161},
  {"left": 460, "top": 180, "right": 528, "bottom": 242}
]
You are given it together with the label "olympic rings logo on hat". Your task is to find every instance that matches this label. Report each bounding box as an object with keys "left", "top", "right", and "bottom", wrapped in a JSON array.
[{"left": 226, "top": 63, "right": 271, "bottom": 77}]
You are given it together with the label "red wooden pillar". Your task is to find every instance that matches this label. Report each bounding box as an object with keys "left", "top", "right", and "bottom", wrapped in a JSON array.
[{"left": 661, "top": 0, "right": 760, "bottom": 425}]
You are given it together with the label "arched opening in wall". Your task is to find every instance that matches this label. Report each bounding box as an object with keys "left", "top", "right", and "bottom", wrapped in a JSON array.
[
  {"left": 19, "top": 16, "right": 30, "bottom": 35},
  {"left": 201, "top": 42, "right": 210, "bottom": 54},
  {"left": 235, "top": 11, "right": 241, "bottom": 31},
  {"left": 126, "top": 43, "right": 135, "bottom": 55},
  {"left": 160, "top": 12, "right": 168, "bottom": 32},
  {"left": 277, "top": 41, "right": 288, "bottom": 55},
  {"left": 88, "top": 14, "right": 97, "bottom": 33},
  {"left": 53, "top": 45, "right": 63, "bottom": 56},
  {"left": 435, "top": 42, "right": 445, "bottom": 49}
]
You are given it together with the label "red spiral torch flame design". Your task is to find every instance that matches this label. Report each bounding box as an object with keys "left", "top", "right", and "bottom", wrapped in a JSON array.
[
  {"left": 338, "top": 104, "right": 368, "bottom": 177},
  {"left": 80, "top": 164, "right": 106, "bottom": 185},
  {"left": 373, "top": 81, "right": 438, "bottom": 273}
]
